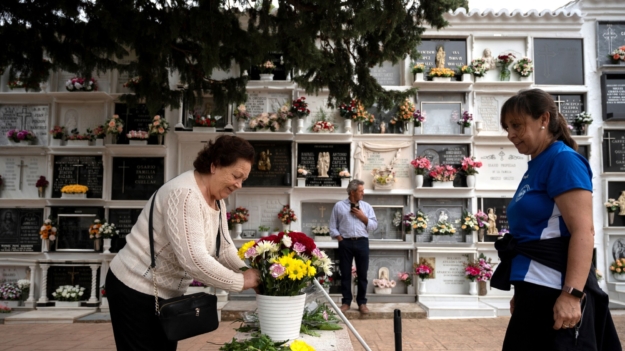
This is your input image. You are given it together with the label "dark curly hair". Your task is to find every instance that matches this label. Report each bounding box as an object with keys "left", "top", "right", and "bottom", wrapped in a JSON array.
[{"left": 193, "top": 135, "right": 255, "bottom": 174}]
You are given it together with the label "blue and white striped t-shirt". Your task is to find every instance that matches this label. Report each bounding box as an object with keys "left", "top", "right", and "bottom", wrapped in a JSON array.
[{"left": 507, "top": 141, "right": 592, "bottom": 290}]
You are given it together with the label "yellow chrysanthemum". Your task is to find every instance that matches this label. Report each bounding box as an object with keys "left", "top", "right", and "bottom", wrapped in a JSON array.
[
  {"left": 237, "top": 240, "right": 256, "bottom": 260},
  {"left": 306, "top": 260, "right": 316, "bottom": 277},
  {"left": 61, "top": 184, "right": 89, "bottom": 194},
  {"left": 290, "top": 339, "right": 316, "bottom": 351}
]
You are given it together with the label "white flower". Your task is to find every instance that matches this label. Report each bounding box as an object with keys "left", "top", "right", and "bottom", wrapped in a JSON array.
[
  {"left": 79, "top": 292, "right": 84, "bottom": 296},
  {"left": 282, "top": 235, "right": 292, "bottom": 248},
  {"left": 74, "top": 82, "right": 83, "bottom": 90}
]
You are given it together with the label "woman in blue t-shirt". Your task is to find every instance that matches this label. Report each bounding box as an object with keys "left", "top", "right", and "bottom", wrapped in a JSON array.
[{"left": 495, "top": 89, "right": 620, "bottom": 350}]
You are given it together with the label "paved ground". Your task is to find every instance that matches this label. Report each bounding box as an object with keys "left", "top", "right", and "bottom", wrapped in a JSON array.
[{"left": 0, "top": 312, "right": 624, "bottom": 350}]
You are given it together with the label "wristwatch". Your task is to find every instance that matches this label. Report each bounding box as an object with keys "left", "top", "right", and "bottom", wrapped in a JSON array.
[{"left": 563, "top": 284, "right": 585, "bottom": 299}]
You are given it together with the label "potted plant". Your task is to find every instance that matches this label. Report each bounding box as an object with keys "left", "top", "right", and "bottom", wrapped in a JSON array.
[
  {"left": 99, "top": 222, "right": 119, "bottom": 254},
  {"left": 277, "top": 205, "right": 297, "bottom": 232},
  {"left": 65, "top": 77, "right": 97, "bottom": 92},
  {"left": 338, "top": 168, "right": 351, "bottom": 187},
  {"left": 228, "top": 207, "right": 249, "bottom": 239},
  {"left": 411, "top": 63, "right": 426, "bottom": 82},
  {"left": 105, "top": 114, "right": 124, "bottom": 144},
  {"left": 233, "top": 104, "right": 252, "bottom": 132},
  {"left": 372, "top": 277, "right": 396, "bottom": 294},
  {"left": 397, "top": 272, "right": 414, "bottom": 294},
  {"left": 148, "top": 115, "right": 169, "bottom": 144},
  {"left": 257, "top": 60, "right": 276, "bottom": 80},
  {"left": 49, "top": 126, "right": 66, "bottom": 146},
  {"left": 126, "top": 130, "right": 149, "bottom": 145},
  {"left": 290, "top": 96, "right": 310, "bottom": 134},
  {"left": 310, "top": 108, "right": 335, "bottom": 133},
  {"left": 371, "top": 167, "right": 395, "bottom": 190},
  {"left": 456, "top": 210, "right": 479, "bottom": 242},
  {"left": 414, "top": 259, "right": 434, "bottom": 294},
  {"left": 573, "top": 111, "right": 592, "bottom": 136},
  {"left": 496, "top": 53, "right": 516, "bottom": 81},
  {"left": 412, "top": 109, "right": 426, "bottom": 134},
  {"left": 513, "top": 57, "right": 533, "bottom": 81},
  {"left": 312, "top": 225, "right": 331, "bottom": 242},
  {"left": 39, "top": 218, "right": 57, "bottom": 252},
  {"left": 237, "top": 232, "right": 332, "bottom": 341},
  {"left": 89, "top": 219, "right": 103, "bottom": 251},
  {"left": 396, "top": 99, "right": 415, "bottom": 135},
  {"left": 88, "top": 125, "right": 106, "bottom": 146},
  {"left": 457, "top": 111, "right": 473, "bottom": 134},
  {"left": 257, "top": 225, "right": 270, "bottom": 238},
  {"left": 610, "top": 258, "right": 625, "bottom": 281},
  {"left": 410, "top": 210, "right": 429, "bottom": 234},
  {"left": 464, "top": 261, "right": 481, "bottom": 295},
  {"left": 6, "top": 129, "right": 36, "bottom": 146},
  {"left": 338, "top": 99, "right": 361, "bottom": 133},
  {"left": 249, "top": 112, "right": 280, "bottom": 132},
  {"left": 477, "top": 253, "right": 494, "bottom": 296},
  {"left": 65, "top": 128, "right": 94, "bottom": 147},
  {"left": 53, "top": 285, "right": 85, "bottom": 307},
  {"left": 410, "top": 156, "right": 431, "bottom": 188},
  {"left": 428, "top": 67, "right": 455, "bottom": 82},
  {"left": 460, "top": 156, "right": 482, "bottom": 188},
  {"left": 470, "top": 58, "right": 489, "bottom": 82},
  {"left": 61, "top": 184, "right": 89, "bottom": 199},
  {"left": 608, "top": 45, "right": 625, "bottom": 64},
  {"left": 475, "top": 210, "right": 489, "bottom": 242},
  {"left": 605, "top": 198, "right": 620, "bottom": 225},
  {"left": 457, "top": 64, "right": 473, "bottom": 82},
  {"left": 428, "top": 164, "right": 457, "bottom": 188},
  {"left": 430, "top": 219, "right": 456, "bottom": 243},
  {"left": 35, "top": 176, "right": 49, "bottom": 198},
  {"left": 0, "top": 282, "right": 23, "bottom": 308}
]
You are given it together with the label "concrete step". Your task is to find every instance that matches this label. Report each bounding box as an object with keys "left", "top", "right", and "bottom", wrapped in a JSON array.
[
  {"left": 419, "top": 300, "right": 497, "bottom": 319},
  {"left": 4, "top": 308, "right": 97, "bottom": 324}
]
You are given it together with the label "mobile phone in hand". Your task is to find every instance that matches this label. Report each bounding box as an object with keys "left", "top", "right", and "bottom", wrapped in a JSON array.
[{"left": 350, "top": 203, "right": 359, "bottom": 209}]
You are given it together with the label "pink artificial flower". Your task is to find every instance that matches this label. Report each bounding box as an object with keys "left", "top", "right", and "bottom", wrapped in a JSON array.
[
  {"left": 244, "top": 247, "right": 257, "bottom": 259},
  {"left": 269, "top": 263, "right": 286, "bottom": 278},
  {"left": 293, "top": 242, "right": 306, "bottom": 254}
]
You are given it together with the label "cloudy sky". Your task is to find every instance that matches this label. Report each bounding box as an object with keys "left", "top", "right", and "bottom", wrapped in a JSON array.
[{"left": 468, "top": 0, "right": 573, "bottom": 12}]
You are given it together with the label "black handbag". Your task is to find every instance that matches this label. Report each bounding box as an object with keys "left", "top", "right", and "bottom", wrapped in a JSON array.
[{"left": 148, "top": 189, "right": 220, "bottom": 341}]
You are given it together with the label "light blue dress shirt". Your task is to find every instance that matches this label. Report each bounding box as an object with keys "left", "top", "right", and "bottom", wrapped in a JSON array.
[{"left": 329, "top": 199, "right": 378, "bottom": 239}]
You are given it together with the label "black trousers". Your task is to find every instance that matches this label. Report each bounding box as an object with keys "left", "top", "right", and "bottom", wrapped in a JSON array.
[
  {"left": 338, "top": 238, "right": 369, "bottom": 306},
  {"left": 106, "top": 270, "right": 177, "bottom": 351},
  {"left": 503, "top": 281, "right": 598, "bottom": 351}
]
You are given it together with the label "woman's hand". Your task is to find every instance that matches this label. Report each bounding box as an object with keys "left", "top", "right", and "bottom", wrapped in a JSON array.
[
  {"left": 242, "top": 268, "right": 261, "bottom": 290},
  {"left": 553, "top": 293, "right": 581, "bottom": 330}
]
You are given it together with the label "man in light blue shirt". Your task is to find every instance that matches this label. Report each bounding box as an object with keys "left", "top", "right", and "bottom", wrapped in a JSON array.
[{"left": 329, "top": 179, "right": 377, "bottom": 314}]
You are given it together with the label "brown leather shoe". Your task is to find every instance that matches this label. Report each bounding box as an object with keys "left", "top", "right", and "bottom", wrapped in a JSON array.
[
  {"left": 340, "top": 304, "right": 350, "bottom": 313},
  {"left": 359, "top": 304, "right": 370, "bottom": 314}
]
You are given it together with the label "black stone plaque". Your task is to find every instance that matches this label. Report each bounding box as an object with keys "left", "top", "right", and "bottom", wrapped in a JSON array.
[
  {"left": 479, "top": 198, "right": 511, "bottom": 243},
  {"left": 111, "top": 157, "right": 165, "bottom": 200},
  {"left": 0, "top": 208, "right": 44, "bottom": 252},
  {"left": 597, "top": 22, "right": 625, "bottom": 67},
  {"left": 416, "top": 144, "right": 470, "bottom": 187},
  {"left": 607, "top": 182, "right": 625, "bottom": 227},
  {"left": 365, "top": 106, "right": 400, "bottom": 134},
  {"left": 244, "top": 141, "right": 292, "bottom": 187},
  {"left": 250, "top": 53, "right": 288, "bottom": 81},
  {"left": 114, "top": 103, "right": 165, "bottom": 144},
  {"left": 297, "top": 143, "right": 350, "bottom": 187},
  {"left": 601, "top": 73, "right": 625, "bottom": 120},
  {"left": 370, "top": 61, "right": 401, "bottom": 86},
  {"left": 551, "top": 94, "right": 584, "bottom": 125},
  {"left": 52, "top": 156, "right": 104, "bottom": 199},
  {"left": 415, "top": 39, "right": 467, "bottom": 81},
  {"left": 108, "top": 208, "right": 142, "bottom": 253},
  {"left": 577, "top": 145, "right": 590, "bottom": 161},
  {"left": 602, "top": 130, "right": 625, "bottom": 173},
  {"left": 534, "top": 39, "right": 584, "bottom": 86},
  {"left": 52, "top": 207, "right": 104, "bottom": 251},
  {"left": 46, "top": 266, "right": 98, "bottom": 301}
]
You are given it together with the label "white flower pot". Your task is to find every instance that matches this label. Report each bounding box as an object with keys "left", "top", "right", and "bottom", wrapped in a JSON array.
[
  {"left": 193, "top": 127, "right": 216, "bottom": 133},
  {"left": 415, "top": 174, "right": 424, "bottom": 188},
  {"left": 259, "top": 231, "right": 269, "bottom": 237},
  {"left": 50, "top": 138, "right": 63, "bottom": 146},
  {"left": 462, "top": 73, "right": 473, "bottom": 82},
  {"left": 9, "top": 87, "right": 26, "bottom": 93},
  {"left": 344, "top": 119, "right": 352, "bottom": 133},
  {"left": 61, "top": 193, "right": 87, "bottom": 199},
  {"left": 284, "top": 118, "right": 292, "bottom": 133},
  {"left": 463, "top": 126, "right": 472, "bottom": 135},
  {"left": 614, "top": 274, "right": 625, "bottom": 282},
  {"left": 42, "top": 239, "right": 50, "bottom": 253},
  {"left": 67, "top": 140, "right": 90, "bottom": 147},
  {"left": 432, "top": 181, "right": 454, "bottom": 188},
  {"left": 8, "top": 140, "right": 32, "bottom": 146},
  {"left": 259, "top": 73, "right": 274, "bottom": 81},
  {"left": 100, "top": 297, "right": 109, "bottom": 308},
  {"left": 469, "top": 281, "right": 478, "bottom": 295},
  {"left": 432, "top": 235, "right": 455, "bottom": 243},
  {"left": 234, "top": 223, "right": 243, "bottom": 239},
  {"left": 432, "top": 77, "right": 451, "bottom": 82},
  {"left": 414, "top": 73, "right": 424, "bottom": 82},
  {"left": 474, "top": 75, "right": 486, "bottom": 82},
  {"left": 418, "top": 280, "right": 427, "bottom": 294},
  {"left": 520, "top": 75, "right": 532, "bottom": 82},
  {"left": 373, "top": 182, "right": 393, "bottom": 190},
  {"left": 0, "top": 300, "right": 21, "bottom": 308},
  {"left": 414, "top": 126, "right": 422, "bottom": 135},
  {"left": 237, "top": 120, "right": 246, "bottom": 132},
  {"left": 297, "top": 178, "right": 306, "bottom": 187},
  {"left": 256, "top": 294, "right": 306, "bottom": 341},
  {"left": 296, "top": 118, "right": 305, "bottom": 134},
  {"left": 314, "top": 235, "right": 332, "bottom": 242},
  {"left": 56, "top": 301, "right": 82, "bottom": 308},
  {"left": 282, "top": 223, "right": 290, "bottom": 232},
  {"left": 128, "top": 140, "right": 147, "bottom": 145},
  {"left": 103, "top": 238, "right": 112, "bottom": 254},
  {"left": 609, "top": 211, "right": 615, "bottom": 225},
  {"left": 404, "top": 121, "right": 413, "bottom": 135},
  {"left": 341, "top": 178, "right": 350, "bottom": 188},
  {"left": 374, "top": 287, "right": 392, "bottom": 294},
  {"left": 466, "top": 175, "right": 476, "bottom": 188},
  {"left": 94, "top": 139, "right": 104, "bottom": 146},
  {"left": 475, "top": 121, "right": 483, "bottom": 134},
  {"left": 478, "top": 229, "right": 485, "bottom": 242}
]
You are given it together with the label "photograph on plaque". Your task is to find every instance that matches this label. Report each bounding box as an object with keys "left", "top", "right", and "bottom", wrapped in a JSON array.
[
  {"left": 52, "top": 155, "right": 104, "bottom": 198},
  {"left": 0, "top": 104, "right": 49, "bottom": 146},
  {"left": 415, "top": 39, "right": 468, "bottom": 80},
  {"left": 55, "top": 214, "right": 98, "bottom": 252},
  {"left": 551, "top": 94, "right": 584, "bottom": 126},
  {"left": 369, "top": 61, "right": 401, "bottom": 86},
  {"left": 297, "top": 143, "right": 350, "bottom": 187},
  {"left": 415, "top": 198, "right": 469, "bottom": 243},
  {"left": 601, "top": 74, "right": 625, "bottom": 120},
  {"left": 108, "top": 208, "right": 142, "bottom": 252},
  {"left": 111, "top": 157, "right": 165, "bottom": 200},
  {"left": 606, "top": 182, "right": 625, "bottom": 227},
  {"left": 601, "top": 129, "right": 625, "bottom": 173},
  {"left": 244, "top": 141, "right": 292, "bottom": 187},
  {"left": 365, "top": 105, "right": 400, "bottom": 134},
  {"left": 114, "top": 103, "right": 166, "bottom": 144},
  {"left": 46, "top": 266, "right": 98, "bottom": 301},
  {"left": 249, "top": 53, "right": 289, "bottom": 81},
  {"left": 597, "top": 22, "right": 625, "bottom": 67},
  {"left": 534, "top": 39, "right": 584, "bottom": 86},
  {"left": 420, "top": 102, "right": 463, "bottom": 135},
  {"left": 0, "top": 208, "right": 44, "bottom": 253},
  {"left": 370, "top": 207, "right": 404, "bottom": 241},
  {"left": 0, "top": 155, "right": 47, "bottom": 198},
  {"left": 415, "top": 143, "right": 470, "bottom": 187},
  {"left": 607, "top": 235, "right": 625, "bottom": 283},
  {"left": 479, "top": 198, "right": 511, "bottom": 242}
]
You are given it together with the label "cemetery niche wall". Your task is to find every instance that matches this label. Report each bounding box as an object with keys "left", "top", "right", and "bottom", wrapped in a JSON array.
[
  {"left": 114, "top": 103, "right": 166, "bottom": 143},
  {"left": 0, "top": 208, "right": 44, "bottom": 252},
  {"left": 51, "top": 207, "right": 105, "bottom": 252},
  {"left": 52, "top": 155, "right": 104, "bottom": 199},
  {"left": 415, "top": 143, "right": 470, "bottom": 187}
]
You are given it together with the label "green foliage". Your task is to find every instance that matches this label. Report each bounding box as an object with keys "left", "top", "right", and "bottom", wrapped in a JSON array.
[
  {"left": 0, "top": 0, "right": 464, "bottom": 114},
  {"left": 220, "top": 333, "right": 290, "bottom": 351}
]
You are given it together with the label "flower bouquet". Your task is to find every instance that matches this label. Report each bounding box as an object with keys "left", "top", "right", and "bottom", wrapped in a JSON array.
[
  {"left": 234, "top": 104, "right": 252, "bottom": 121},
  {"left": 40, "top": 219, "right": 57, "bottom": 241},
  {"left": 0, "top": 282, "right": 23, "bottom": 301},
  {"left": 496, "top": 53, "right": 516, "bottom": 81},
  {"left": 411, "top": 210, "right": 429, "bottom": 234},
  {"left": 123, "top": 76, "right": 141, "bottom": 88},
  {"left": 88, "top": 219, "right": 102, "bottom": 240},
  {"left": 278, "top": 205, "right": 297, "bottom": 225},
  {"left": 339, "top": 99, "right": 358, "bottom": 120},
  {"left": 457, "top": 64, "right": 473, "bottom": 75},
  {"left": 99, "top": 222, "right": 119, "bottom": 238},
  {"left": 49, "top": 126, "right": 66, "bottom": 140},
  {"left": 461, "top": 156, "right": 482, "bottom": 175},
  {"left": 105, "top": 115, "right": 124, "bottom": 144},
  {"left": 396, "top": 99, "right": 415, "bottom": 125},
  {"left": 455, "top": 210, "right": 479, "bottom": 234},
  {"left": 428, "top": 164, "right": 457, "bottom": 187},
  {"left": 415, "top": 260, "right": 433, "bottom": 281},
  {"left": 36, "top": 176, "right": 48, "bottom": 197},
  {"left": 396, "top": 212, "right": 414, "bottom": 231},
  {"left": 7, "top": 80, "right": 27, "bottom": 90},
  {"left": 605, "top": 198, "right": 620, "bottom": 213},
  {"left": 411, "top": 63, "right": 426, "bottom": 75},
  {"left": 465, "top": 262, "right": 481, "bottom": 282},
  {"left": 193, "top": 115, "right": 218, "bottom": 128},
  {"left": 410, "top": 156, "right": 431, "bottom": 175},
  {"left": 338, "top": 168, "right": 350, "bottom": 179},
  {"left": 296, "top": 165, "right": 310, "bottom": 178},
  {"left": 89, "top": 125, "right": 106, "bottom": 140},
  {"left": 477, "top": 253, "right": 494, "bottom": 282},
  {"left": 318, "top": 275, "right": 333, "bottom": 289},
  {"left": 6, "top": 129, "right": 36, "bottom": 144},
  {"left": 66, "top": 129, "right": 94, "bottom": 145},
  {"left": 61, "top": 184, "right": 88, "bottom": 199},
  {"left": 372, "top": 278, "right": 396, "bottom": 294},
  {"left": 290, "top": 97, "right": 310, "bottom": 119},
  {"left": 609, "top": 45, "right": 625, "bottom": 63},
  {"left": 148, "top": 115, "right": 170, "bottom": 139},
  {"left": 413, "top": 109, "right": 426, "bottom": 128},
  {"left": 470, "top": 58, "right": 489, "bottom": 78},
  {"left": 573, "top": 112, "right": 592, "bottom": 135},
  {"left": 610, "top": 258, "right": 625, "bottom": 281},
  {"left": 65, "top": 77, "right": 97, "bottom": 92},
  {"left": 362, "top": 112, "right": 376, "bottom": 132},
  {"left": 312, "top": 120, "right": 335, "bottom": 133},
  {"left": 398, "top": 272, "right": 412, "bottom": 287},
  {"left": 126, "top": 130, "right": 149, "bottom": 144},
  {"left": 513, "top": 57, "right": 533, "bottom": 78},
  {"left": 258, "top": 60, "right": 276, "bottom": 74},
  {"left": 249, "top": 112, "right": 281, "bottom": 132},
  {"left": 428, "top": 67, "right": 455, "bottom": 79},
  {"left": 371, "top": 166, "right": 395, "bottom": 189},
  {"left": 228, "top": 207, "right": 249, "bottom": 227},
  {"left": 431, "top": 220, "right": 456, "bottom": 236},
  {"left": 53, "top": 285, "right": 85, "bottom": 301},
  {"left": 457, "top": 111, "right": 473, "bottom": 129}
]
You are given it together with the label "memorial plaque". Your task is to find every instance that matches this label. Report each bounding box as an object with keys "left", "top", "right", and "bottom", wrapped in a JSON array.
[
  {"left": 607, "top": 182, "right": 625, "bottom": 227},
  {"left": 108, "top": 208, "right": 142, "bottom": 252},
  {"left": 0, "top": 266, "right": 29, "bottom": 283},
  {"left": 370, "top": 61, "right": 401, "bottom": 86},
  {"left": 115, "top": 103, "right": 166, "bottom": 144},
  {"left": 368, "top": 251, "right": 409, "bottom": 294},
  {"left": 245, "top": 90, "right": 291, "bottom": 122},
  {"left": 415, "top": 39, "right": 468, "bottom": 80},
  {"left": 419, "top": 253, "right": 468, "bottom": 294},
  {"left": 111, "top": 157, "right": 165, "bottom": 200},
  {"left": 415, "top": 143, "right": 470, "bottom": 187},
  {"left": 358, "top": 143, "right": 413, "bottom": 189},
  {"left": 475, "top": 95, "right": 508, "bottom": 133},
  {"left": 416, "top": 198, "right": 468, "bottom": 243},
  {"left": 183, "top": 97, "right": 228, "bottom": 130},
  {"left": 249, "top": 53, "right": 289, "bottom": 81},
  {"left": 46, "top": 266, "right": 98, "bottom": 301},
  {"left": 244, "top": 141, "right": 292, "bottom": 187},
  {"left": 234, "top": 194, "right": 289, "bottom": 232},
  {"left": 421, "top": 102, "right": 463, "bottom": 135},
  {"left": 601, "top": 74, "right": 625, "bottom": 120},
  {"left": 301, "top": 202, "right": 334, "bottom": 238},
  {"left": 52, "top": 156, "right": 104, "bottom": 198},
  {"left": 597, "top": 22, "right": 625, "bottom": 67},
  {"left": 52, "top": 206, "right": 104, "bottom": 251},
  {"left": 0, "top": 105, "right": 49, "bottom": 146},
  {"left": 58, "top": 103, "right": 106, "bottom": 138},
  {"left": 297, "top": 143, "right": 350, "bottom": 187},
  {"left": 479, "top": 198, "right": 511, "bottom": 242},
  {"left": 365, "top": 106, "right": 400, "bottom": 134},
  {"left": 0, "top": 208, "right": 44, "bottom": 253},
  {"left": 602, "top": 130, "right": 625, "bottom": 173},
  {"left": 577, "top": 145, "right": 590, "bottom": 160},
  {"left": 551, "top": 94, "right": 584, "bottom": 125},
  {"left": 370, "top": 207, "right": 404, "bottom": 240},
  {"left": 0, "top": 155, "right": 47, "bottom": 198},
  {"left": 534, "top": 39, "right": 584, "bottom": 86},
  {"left": 474, "top": 145, "right": 528, "bottom": 190},
  {"left": 608, "top": 235, "right": 625, "bottom": 263}
]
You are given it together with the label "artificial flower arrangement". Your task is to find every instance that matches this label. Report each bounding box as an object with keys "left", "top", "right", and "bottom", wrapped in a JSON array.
[
  {"left": 371, "top": 166, "right": 395, "bottom": 186},
  {"left": 49, "top": 126, "right": 66, "bottom": 140},
  {"left": 290, "top": 97, "right": 310, "bottom": 119},
  {"left": 415, "top": 260, "right": 434, "bottom": 281},
  {"left": 237, "top": 231, "right": 333, "bottom": 296},
  {"left": 464, "top": 261, "right": 482, "bottom": 282},
  {"left": 461, "top": 156, "right": 483, "bottom": 175},
  {"left": 35, "top": 176, "right": 49, "bottom": 189},
  {"left": 296, "top": 165, "right": 310, "bottom": 178},
  {"left": 0, "top": 305, "right": 11, "bottom": 313},
  {"left": 52, "top": 285, "right": 85, "bottom": 301},
  {"left": 0, "top": 282, "right": 22, "bottom": 301},
  {"left": 411, "top": 209, "right": 429, "bottom": 234},
  {"left": 275, "top": 102, "right": 291, "bottom": 121},
  {"left": 411, "top": 63, "right": 426, "bottom": 74},
  {"left": 258, "top": 60, "right": 276, "bottom": 74},
  {"left": 428, "top": 67, "right": 455, "bottom": 78},
  {"left": 469, "top": 58, "right": 489, "bottom": 77},
  {"left": 234, "top": 104, "right": 251, "bottom": 121},
  {"left": 61, "top": 184, "right": 88, "bottom": 194},
  {"left": 398, "top": 212, "right": 414, "bottom": 230},
  {"left": 428, "top": 164, "right": 457, "bottom": 182},
  {"left": 310, "top": 108, "right": 335, "bottom": 133},
  {"left": 7, "top": 80, "right": 27, "bottom": 90},
  {"left": 89, "top": 219, "right": 102, "bottom": 239},
  {"left": 65, "top": 77, "right": 97, "bottom": 92},
  {"left": 6, "top": 129, "right": 36, "bottom": 143},
  {"left": 574, "top": 112, "right": 592, "bottom": 131},
  {"left": 228, "top": 207, "right": 250, "bottom": 227},
  {"left": 193, "top": 115, "right": 218, "bottom": 127},
  {"left": 397, "top": 272, "right": 412, "bottom": 286},
  {"left": 513, "top": 57, "right": 533, "bottom": 77},
  {"left": 396, "top": 99, "right": 415, "bottom": 123},
  {"left": 339, "top": 99, "right": 358, "bottom": 120},
  {"left": 410, "top": 156, "right": 432, "bottom": 175},
  {"left": 610, "top": 258, "right": 625, "bottom": 276},
  {"left": 456, "top": 65, "right": 473, "bottom": 75},
  {"left": 413, "top": 109, "right": 426, "bottom": 127},
  {"left": 476, "top": 253, "right": 494, "bottom": 282},
  {"left": 312, "top": 225, "right": 330, "bottom": 236},
  {"left": 431, "top": 220, "right": 456, "bottom": 236},
  {"left": 66, "top": 128, "right": 94, "bottom": 141},
  {"left": 249, "top": 112, "right": 281, "bottom": 132},
  {"left": 338, "top": 168, "right": 350, "bottom": 179},
  {"left": 105, "top": 114, "right": 124, "bottom": 135},
  {"left": 126, "top": 130, "right": 149, "bottom": 140},
  {"left": 609, "top": 45, "right": 625, "bottom": 63},
  {"left": 372, "top": 278, "right": 396, "bottom": 288},
  {"left": 318, "top": 275, "right": 333, "bottom": 288},
  {"left": 123, "top": 76, "right": 141, "bottom": 88},
  {"left": 353, "top": 101, "right": 371, "bottom": 123},
  {"left": 40, "top": 219, "right": 57, "bottom": 241},
  {"left": 605, "top": 198, "right": 620, "bottom": 213},
  {"left": 362, "top": 112, "right": 376, "bottom": 128},
  {"left": 99, "top": 222, "right": 120, "bottom": 238},
  {"left": 496, "top": 53, "right": 516, "bottom": 68},
  {"left": 148, "top": 115, "right": 169, "bottom": 136},
  {"left": 475, "top": 210, "right": 489, "bottom": 229},
  {"left": 278, "top": 205, "right": 297, "bottom": 225},
  {"left": 457, "top": 111, "right": 473, "bottom": 128},
  {"left": 89, "top": 125, "right": 106, "bottom": 139},
  {"left": 455, "top": 210, "right": 479, "bottom": 234}
]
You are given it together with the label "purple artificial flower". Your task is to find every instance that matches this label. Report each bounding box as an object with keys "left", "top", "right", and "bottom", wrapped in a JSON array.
[{"left": 17, "top": 131, "right": 26, "bottom": 140}]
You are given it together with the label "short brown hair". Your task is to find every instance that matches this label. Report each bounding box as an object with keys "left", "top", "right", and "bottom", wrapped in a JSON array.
[{"left": 193, "top": 135, "right": 255, "bottom": 174}]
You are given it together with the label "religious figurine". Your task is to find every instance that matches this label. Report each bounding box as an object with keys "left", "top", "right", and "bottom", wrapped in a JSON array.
[
  {"left": 438, "top": 210, "right": 448, "bottom": 223},
  {"left": 317, "top": 152, "right": 330, "bottom": 178},
  {"left": 618, "top": 191, "right": 625, "bottom": 216},
  {"left": 482, "top": 48, "right": 497, "bottom": 70},
  {"left": 435, "top": 46, "right": 446, "bottom": 69},
  {"left": 487, "top": 208, "right": 499, "bottom": 235},
  {"left": 380, "top": 121, "right": 386, "bottom": 134},
  {"left": 258, "top": 150, "right": 272, "bottom": 171}
]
